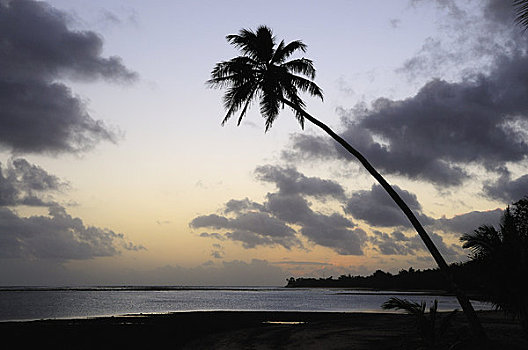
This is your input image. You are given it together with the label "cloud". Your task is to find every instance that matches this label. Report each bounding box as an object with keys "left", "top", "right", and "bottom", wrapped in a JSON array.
[
  {"left": 210, "top": 243, "right": 224, "bottom": 259},
  {"left": 264, "top": 191, "right": 366, "bottom": 255},
  {"left": 0, "top": 158, "right": 143, "bottom": 261},
  {"left": 0, "top": 205, "right": 142, "bottom": 260},
  {"left": 0, "top": 0, "right": 136, "bottom": 154},
  {"left": 194, "top": 161, "right": 507, "bottom": 258},
  {"left": 434, "top": 208, "right": 503, "bottom": 234},
  {"left": 0, "top": 158, "right": 65, "bottom": 206},
  {"left": 344, "top": 183, "right": 434, "bottom": 227},
  {"left": 369, "top": 229, "right": 461, "bottom": 260},
  {"left": 224, "top": 198, "right": 266, "bottom": 214},
  {"left": 301, "top": 220, "right": 366, "bottom": 255},
  {"left": 284, "top": 0, "right": 528, "bottom": 191},
  {"left": 190, "top": 212, "right": 301, "bottom": 249},
  {"left": 369, "top": 230, "right": 415, "bottom": 256},
  {"left": 191, "top": 165, "right": 368, "bottom": 255},
  {"left": 483, "top": 174, "right": 528, "bottom": 203},
  {"left": 255, "top": 165, "right": 345, "bottom": 199}
]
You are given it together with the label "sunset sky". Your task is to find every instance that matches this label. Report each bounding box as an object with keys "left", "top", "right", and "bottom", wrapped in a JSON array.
[{"left": 1, "top": 0, "right": 527, "bottom": 286}]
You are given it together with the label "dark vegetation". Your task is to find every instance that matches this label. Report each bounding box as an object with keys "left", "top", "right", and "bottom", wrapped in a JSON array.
[
  {"left": 285, "top": 261, "right": 484, "bottom": 296},
  {"left": 461, "top": 197, "right": 528, "bottom": 336}
]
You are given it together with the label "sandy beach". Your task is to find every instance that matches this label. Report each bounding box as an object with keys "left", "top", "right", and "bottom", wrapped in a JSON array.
[{"left": 1, "top": 310, "right": 526, "bottom": 349}]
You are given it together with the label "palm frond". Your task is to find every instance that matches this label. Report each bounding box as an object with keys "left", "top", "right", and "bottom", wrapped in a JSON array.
[
  {"left": 283, "top": 58, "right": 316, "bottom": 79},
  {"left": 460, "top": 225, "right": 501, "bottom": 259},
  {"left": 222, "top": 81, "right": 257, "bottom": 125},
  {"left": 236, "top": 85, "right": 258, "bottom": 126},
  {"left": 226, "top": 28, "right": 260, "bottom": 60},
  {"left": 209, "top": 57, "right": 258, "bottom": 77},
  {"left": 259, "top": 86, "right": 282, "bottom": 131},
  {"left": 272, "top": 40, "right": 307, "bottom": 63},
  {"left": 381, "top": 297, "right": 425, "bottom": 315},
  {"left": 514, "top": 0, "right": 528, "bottom": 31},
  {"left": 282, "top": 82, "right": 306, "bottom": 129},
  {"left": 227, "top": 26, "right": 275, "bottom": 62},
  {"left": 289, "top": 74, "right": 324, "bottom": 100}
]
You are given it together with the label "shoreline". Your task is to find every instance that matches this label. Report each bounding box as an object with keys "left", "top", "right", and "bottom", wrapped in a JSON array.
[{"left": 1, "top": 310, "right": 526, "bottom": 349}]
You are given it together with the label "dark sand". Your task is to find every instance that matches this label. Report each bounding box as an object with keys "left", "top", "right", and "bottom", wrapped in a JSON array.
[{"left": 1, "top": 311, "right": 526, "bottom": 349}]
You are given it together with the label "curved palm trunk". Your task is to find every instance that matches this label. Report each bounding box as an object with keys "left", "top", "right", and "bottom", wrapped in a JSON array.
[{"left": 281, "top": 98, "right": 487, "bottom": 339}]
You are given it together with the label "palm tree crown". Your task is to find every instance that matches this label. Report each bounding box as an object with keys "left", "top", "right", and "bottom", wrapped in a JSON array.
[{"left": 207, "top": 25, "right": 323, "bottom": 131}]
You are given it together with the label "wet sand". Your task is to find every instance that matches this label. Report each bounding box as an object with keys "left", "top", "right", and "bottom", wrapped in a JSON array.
[{"left": 1, "top": 311, "right": 526, "bottom": 349}]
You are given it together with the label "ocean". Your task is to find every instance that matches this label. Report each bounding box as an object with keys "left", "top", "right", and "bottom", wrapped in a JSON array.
[{"left": 0, "top": 286, "right": 493, "bottom": 322}]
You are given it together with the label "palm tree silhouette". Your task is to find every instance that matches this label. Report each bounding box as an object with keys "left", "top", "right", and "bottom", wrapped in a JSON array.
[
  {"left": 461, "top": 198, "right": 528, "bottom": 335},
  {"left": 382, "top": 297, "right": 458, "bottom": 347},
  {"left": 208, "top": 25, "right": 485, "bottom": 338}
]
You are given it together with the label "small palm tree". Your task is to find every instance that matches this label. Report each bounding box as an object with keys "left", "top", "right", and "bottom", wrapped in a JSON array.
[
  {"left": 208, "top": 25, "right": 485, "bottom": 338},
  {"left": 382, "top": 297, "right": 458, "bottom": 348}
]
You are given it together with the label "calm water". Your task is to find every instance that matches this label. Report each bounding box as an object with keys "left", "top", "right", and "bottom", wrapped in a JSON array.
[{"left": 0, "top": 286, "right": 493, "bottom": 322}]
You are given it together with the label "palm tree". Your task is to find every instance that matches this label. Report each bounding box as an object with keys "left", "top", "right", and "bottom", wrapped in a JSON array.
[
  {"left": 207, "top": 25, "right": 485, "bottom": 338},
  {"left": 461, "top": 198, "right": 528, "bottom": 335},
  {"left": 382, "top": 297, "right": 458, "bottom": 347}
]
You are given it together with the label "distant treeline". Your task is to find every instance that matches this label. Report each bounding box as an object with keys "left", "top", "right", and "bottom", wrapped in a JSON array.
[{"left": 285, "top": 260, "right": 485, "bottom": 294}]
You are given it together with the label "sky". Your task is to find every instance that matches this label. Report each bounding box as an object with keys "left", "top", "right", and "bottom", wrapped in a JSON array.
[{"left": 1, "top": 0, "right": 527, "bottom": 286}]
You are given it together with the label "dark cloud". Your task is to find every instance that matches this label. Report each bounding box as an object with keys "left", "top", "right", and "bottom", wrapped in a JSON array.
[
  {"left": 300, "top": 216, "right": 366, "bottom": 255},
  {"left": 344, "top": 184, "right": 434, "bottom": 227},
  {"left": 191, "top": 166, "right": 368, "bottom": 255},
  {"left": 281, "top": 134, "right": 340, "bottom": 162},
  {"left": 483, "top": 174, "right": 528, "bottom": 204},
  {"left": 434, "top": 208, "right": 503, "bottom": 234},
  {"left": 0, "top": 158, "right": 143, "bottom": 261},
  {"left": 414, "top": 231, "right": 461, "bottom": 258},
  {"left": 369, "top": 229, "right": 461, "bottom": 259},
  {"left": 193, "top": 163, "right": 497, "bottom": 258},
  {"left": 190, "top": 211, "right": 301, "bottom": 250},
  {"left": 265, "top": 192, "right": 312, "bottom": 223},
  {"left": 289, "top": 60, "right": 528, "bottom": 187},
  {"left": 0, "top": 0, "right": 136, "bottom": 154},
  {"left": 284, "top": 0, "right": 528, "bottom": 192},
  {"left": 0, "top": 158, "right": 65, "bottom": 206},
  {"left": 265, "top": 191, "right": 366, "bottom": 255},
  {"left": 255, "top": 165, "right": 345, "bottom": 199},
  {"left": 224, "top": 198, "right": 266, "bottom": 214},
  {"left": 0, "top": 205, "right": 143, "bottom": 260},
  {"left": 199, "top": 232, "right": 226, "bottom": 241},
  {"left": 369, "top": 230, "right": 416, "bottom": 256}
]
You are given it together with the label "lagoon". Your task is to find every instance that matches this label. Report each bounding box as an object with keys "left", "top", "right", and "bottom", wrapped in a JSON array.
[{"left": 0, "top": 286, "right": 493, "bottom": 322}]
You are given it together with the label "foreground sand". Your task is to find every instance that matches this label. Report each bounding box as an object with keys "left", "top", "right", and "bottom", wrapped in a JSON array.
[{"left": 1, "top": 311, "right": 526, "bottom": 349}]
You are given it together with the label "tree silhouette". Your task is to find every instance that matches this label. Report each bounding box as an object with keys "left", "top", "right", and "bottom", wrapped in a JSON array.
[
  {"left": 382, "top": 297, "right": 458, "bottom": 348},
  {"left": 208, "top": 25, "right": 485, "bottom": 338},
  {"left": 461, "top": 197, "right": 528, "bottom": 335}
]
